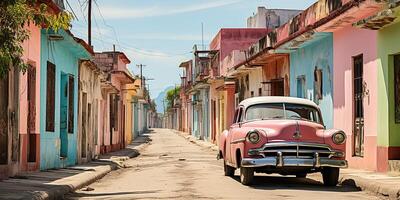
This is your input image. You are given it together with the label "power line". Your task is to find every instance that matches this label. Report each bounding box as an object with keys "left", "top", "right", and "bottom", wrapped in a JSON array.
[
  {"left": 77, "top": 0, "right": 88, "bottom": 24},
  {"left": 65, "top": 0, "right": 79, "bottom": 20},
  {"left": 72, "top": 27, "right": 192, "bottom": 58},
  {"left": 93, "top": 0, "right": 121, "bottom": 48}
]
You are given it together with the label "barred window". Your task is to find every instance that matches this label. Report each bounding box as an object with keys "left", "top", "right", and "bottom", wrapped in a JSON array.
[{"left": 68, "top": 75, "right": 74, "bottom": 133}]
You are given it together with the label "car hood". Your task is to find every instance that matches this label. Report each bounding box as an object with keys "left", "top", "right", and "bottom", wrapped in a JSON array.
[{"left": 243, "top": 120, "right": 325, "bottom": 144}]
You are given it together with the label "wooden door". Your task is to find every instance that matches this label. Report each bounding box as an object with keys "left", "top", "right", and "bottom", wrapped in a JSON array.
[
  {"left": 27, "top": 66, "right": 36, "bottom": 162},
  {"left": 0, "top": 73, "right": 9, "bottom": 164}
]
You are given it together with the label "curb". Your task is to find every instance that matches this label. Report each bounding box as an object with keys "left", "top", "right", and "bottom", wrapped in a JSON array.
[
  {"left": 34, "top": 164, "right": 116, "bottom": 200},
  {"left": 33, "top": 146, "right": 144, "bottom": 200},
  {"left": 341, "top": 174, "right": 400, "bottom": 200}
]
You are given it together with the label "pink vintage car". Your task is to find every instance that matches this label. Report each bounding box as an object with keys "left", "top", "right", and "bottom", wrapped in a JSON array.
[{"left": 218, "top": 96, "right": 347, "bottom": 186}]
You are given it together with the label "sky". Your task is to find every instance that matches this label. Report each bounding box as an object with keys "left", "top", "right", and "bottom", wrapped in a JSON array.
[{"left": 67, "top": 0, "right": 316, "bottom": 99}]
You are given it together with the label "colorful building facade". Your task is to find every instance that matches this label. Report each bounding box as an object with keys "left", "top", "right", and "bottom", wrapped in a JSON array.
[
  {"left": 40, "top": 30, "right": 92, "bottom": 170},
  {"left": 77, "top": 59, "right": 101, "bottom": 164}
]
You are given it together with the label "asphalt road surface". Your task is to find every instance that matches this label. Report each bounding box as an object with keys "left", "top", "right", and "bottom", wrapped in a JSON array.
[{"left": 67, "top": 129, "right": 380, "bottom": 200}]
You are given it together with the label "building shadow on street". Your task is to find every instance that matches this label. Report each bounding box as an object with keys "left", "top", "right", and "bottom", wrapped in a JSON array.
[
  {"left": 0, "top": 161, "right": 119, "bottom": 200},
  {"left": 66, "top": 190, "right": 162, "bottom": 199}
]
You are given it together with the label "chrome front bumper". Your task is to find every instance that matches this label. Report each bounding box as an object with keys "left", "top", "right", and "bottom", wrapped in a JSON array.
[{"left": 241, "top": 156, "right": 348, "bottom": 168}]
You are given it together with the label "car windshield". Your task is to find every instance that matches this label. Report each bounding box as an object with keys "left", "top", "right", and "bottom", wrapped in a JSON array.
[{"left": 245, "top": 103, "right": 322, "bottom": 124}]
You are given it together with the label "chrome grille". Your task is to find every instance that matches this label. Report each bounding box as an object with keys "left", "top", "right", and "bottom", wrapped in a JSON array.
[{"left": 260, "top": 142, "right": 332, "bottom": 158}]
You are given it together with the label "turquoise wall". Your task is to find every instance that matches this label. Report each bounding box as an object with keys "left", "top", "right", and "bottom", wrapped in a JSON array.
[
  {"left": 40, "top": 29, "right": 91, "bottom": 170},
  {"left": 289, "top": 34, "right": 334, "bottom": 128}
]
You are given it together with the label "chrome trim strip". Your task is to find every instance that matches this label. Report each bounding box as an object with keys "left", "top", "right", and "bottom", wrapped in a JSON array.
[
  {"left": 231, "top": 138, "right": 246, "bottom": 144},
  {"left": 241, "top": 157, "right": 348, "bottom": 168},
  {"left": 261, "top": 142, "right": 332, "bottom": 151}
]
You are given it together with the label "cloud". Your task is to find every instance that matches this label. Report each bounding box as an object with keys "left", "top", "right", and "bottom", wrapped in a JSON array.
[{"left": 99, "top": 0, "right": 244, "bottom": 19}]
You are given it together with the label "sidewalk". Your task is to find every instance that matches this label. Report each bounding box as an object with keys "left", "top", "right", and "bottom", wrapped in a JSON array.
[
  {"left": 0, "top": 134, "right": 150, "bottom": 200},
  {"left": 173, "top": 130, "right": 400, "bottom": 200}
]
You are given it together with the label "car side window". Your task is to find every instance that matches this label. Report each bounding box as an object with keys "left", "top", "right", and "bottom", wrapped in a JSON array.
[
  {"left": 233, "top": 109, "right": 239, "bottom": 124},
  {"left": 237, "top": 107, "right": 244, "bottom": 123}
]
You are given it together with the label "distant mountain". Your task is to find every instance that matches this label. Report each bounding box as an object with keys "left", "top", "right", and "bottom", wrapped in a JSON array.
[{"left": 154, "top": 86, "right": 174, "bottom": 114}]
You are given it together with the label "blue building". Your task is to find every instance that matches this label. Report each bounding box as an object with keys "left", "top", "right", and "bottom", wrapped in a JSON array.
[
  {"left": 288, "top": 33, "right": 334, "bottom": 128},
  {"left": 40, "top": 29, "right": 92, "bottom": 170}
]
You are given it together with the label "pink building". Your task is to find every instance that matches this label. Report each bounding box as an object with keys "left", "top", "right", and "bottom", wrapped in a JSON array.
[
  {"left": 208, "top": 28, "right": 270, "bottom": 144},
  {"left": 95, "top": 51, "right": 135, "bottom": 154},
  {"left": 19, "top": 23, "right": 42, "bottom": 174},
  {"left": 333, "top": 27, "right": 379, "bottom": 171}
]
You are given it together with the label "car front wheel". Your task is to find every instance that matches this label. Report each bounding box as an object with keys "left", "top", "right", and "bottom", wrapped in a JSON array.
[
  {"left": 240, "top": 167, "right": 254, "bottom": 185},
  {"left": 322, "top": 167, "right": 340, "bottom": 186},
  {"left": 224, "top": 160, "right": 235, "bottom": 177}
]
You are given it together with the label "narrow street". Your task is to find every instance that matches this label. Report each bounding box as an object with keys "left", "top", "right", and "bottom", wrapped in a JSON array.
[{"left": 67, "top": 129, "right": 379, "bottom": 200}]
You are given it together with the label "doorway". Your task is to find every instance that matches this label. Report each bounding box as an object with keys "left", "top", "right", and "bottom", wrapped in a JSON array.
[
  {"left": 27, "top": 66, "right": 37, "bottom": 162},
  {"left": 394, "top": 54, "right": 400, "bottom": 123},
  {"left": 81, "top": 93, "right": 87, "bottom": 158},
  {"left": 0, "top": 73, "right": 9, "bottom": 164},
  {"left": 272, "top": 78, "right": 285, "bottom": 96},
  {"left": 353, "top": 55, "right": 364, "bottom": 157}
]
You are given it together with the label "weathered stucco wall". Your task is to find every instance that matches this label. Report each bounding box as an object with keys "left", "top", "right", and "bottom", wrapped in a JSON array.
[
  {"left": 290, "top": 34, "right": 334, "bottom": 128},
  {"left": 19, "top": 23, "right": 42, "bottom": 172},
  {"left": 78, "top": 61, "right": 101, "bottom": 163},
  {"left": 333, "top": 26, "right": 378, "bottom": 171},
  {"left": 40, "top": 30, "right": 91, "bottom": 170}
]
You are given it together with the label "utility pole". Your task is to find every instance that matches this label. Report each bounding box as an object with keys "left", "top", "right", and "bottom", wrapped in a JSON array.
[
  {"left": 88, "top": 0, "right": 92, "bottom": 46},
  {"left": 136, "top": 64, "right": 146, "bottom": 89},
  {"left": 201, "top": 22, "right": 204, "bottom": 50}
]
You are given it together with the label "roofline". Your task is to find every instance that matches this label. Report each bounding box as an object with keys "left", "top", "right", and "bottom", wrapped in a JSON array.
[
  {"left": 233, "top": 0, "right": 364, "bottom": 71},
  {"left": 74, "top": 37, "right": 94, "bottom": 55},
  {"left": 98, "top": 51, "right": 131, "bottom": 64}
]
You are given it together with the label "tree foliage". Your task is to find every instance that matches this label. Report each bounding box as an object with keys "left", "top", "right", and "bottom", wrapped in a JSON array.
[
  {"left": 165, "top": 87, "right": 181, "bottom": 109},
  {"left": 0, "top": 0, "right": 73, "bottom": 78}
]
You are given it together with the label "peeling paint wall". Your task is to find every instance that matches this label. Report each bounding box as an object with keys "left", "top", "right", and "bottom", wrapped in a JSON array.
[
  {"left": 78, "top": 61, "right": 101, "bottom": 164},
  {"left": 40, "top": 30, "right": 91, "bottom": 170},
  {"left": 290, "top": 34, "right": 334, "bottom": 128}
]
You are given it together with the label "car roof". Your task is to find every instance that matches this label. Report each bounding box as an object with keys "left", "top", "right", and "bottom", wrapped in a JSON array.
[{"left": 239, "top": 96, "right": 319, "bottom": 109}]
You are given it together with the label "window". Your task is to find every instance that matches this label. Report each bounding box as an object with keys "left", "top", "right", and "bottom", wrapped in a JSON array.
[
  {"left": 46, "top": 61, "right": 56, "bottom": 132},
  {"left": 233, "top": 109, "right": 239, "bottom": 124},
  {"left": 314, "top": 67, "right": 323, "bottom": 101},
  {"left": 110, "top": 94, "right": 119, "bottom": 131},
  {"left": 245, "top": 75, "right": 249, "bottom": 90},
  {"left": 271, "top": 79, "right": 284, "bottom": 96},
  {"left": 250, "top": 91, "right": 254, "bottom": 97},
  {"left": 246, "top": 103, "right": 322, "bottom": 124},
  {"left": 297, "top": 75, "right": 306, "bottom": 98},
  {"left": 258, "top": 88, "right": 262, "bottom": 96},
  {"left": 68, "top": 75, "right": 74, "bottom": 133},
  {"left": 395, "top": 54, "right": 400, "bottom": 123}
]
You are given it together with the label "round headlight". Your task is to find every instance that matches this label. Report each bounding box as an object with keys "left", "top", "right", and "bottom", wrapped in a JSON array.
[
  {"left": 332, "top": 131, "right": 346, "bottom": 145},
  {"left": 247, "top": 130, "right": 260, "bottom": 144}
]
